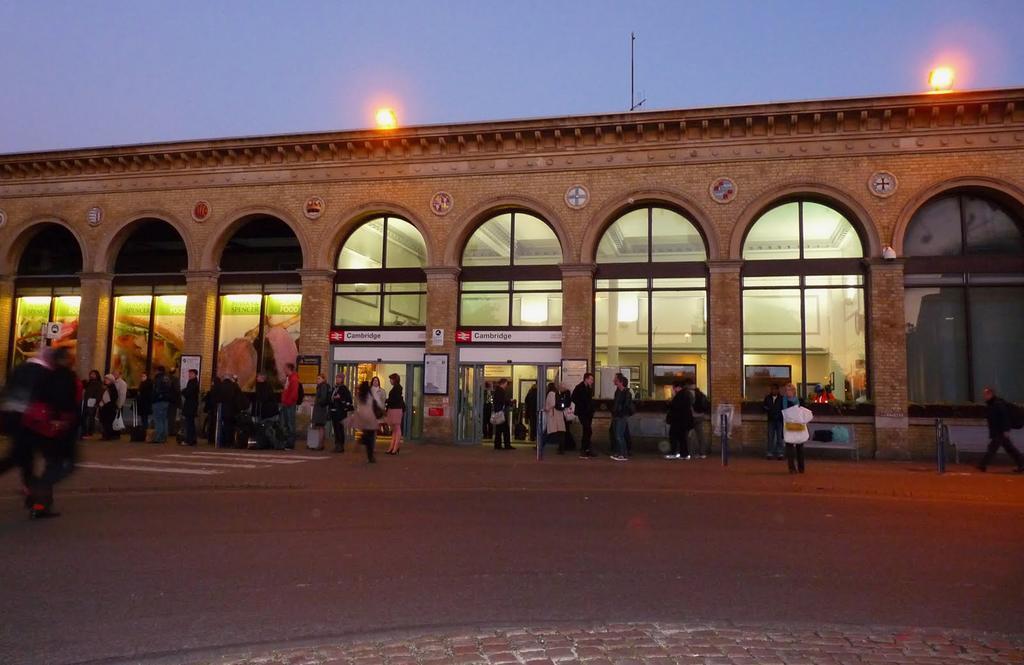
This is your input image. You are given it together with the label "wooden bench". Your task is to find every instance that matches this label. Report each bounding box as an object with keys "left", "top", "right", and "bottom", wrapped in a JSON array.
[{"left": 804, "top": 423, "right": 859, "bottom": 460}]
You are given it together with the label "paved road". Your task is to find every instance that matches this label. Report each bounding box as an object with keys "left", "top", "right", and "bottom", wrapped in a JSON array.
[{"left": 1, "top": 441, "right": 1022, "bottom": 665}]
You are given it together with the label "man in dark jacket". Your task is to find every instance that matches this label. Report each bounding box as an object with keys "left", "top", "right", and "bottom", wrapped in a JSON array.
[
  {"left": 167, "top": 368, "right": 181, "bottom": 438},
  {"left": 978, "top": 387, "right": 1024, "bottom": 473},
  {"left": 180, "top": 368, "right": 200, "bottom": 446},
  {"left": 610, "top": 373, "right": 634, "bottom": 461},
  {"left": 571, "top": 373, "right": 596, "bottom": 458},
  {"left": 763, "top": 384, "right": 785, "bottom": 460},
  {"left": 491, "top": 378, "right": 512, "bottom": 450},
  {"left": 666, "top": 380, "right": 695, "bottom": 459},
  {"left": 136, "top": 372, "right": 153, "bottom": 432},
  {"left": 151, "top": 366, "right": 172, "bottom": 443},
  {"left": 523, "top": 384, "right": 538, "bottom": 442}
]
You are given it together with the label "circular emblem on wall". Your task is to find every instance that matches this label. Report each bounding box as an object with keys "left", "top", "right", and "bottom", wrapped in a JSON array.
[
  {"left": 430, "top": 191, "right": 453, "bottom": 216},
  {"left": 868, "top": 171, "right": 898, "bottom": 198},
  {"left": 191, "top": 200, "right": 211, "bottom": 223},
  {"left": 564, "top": 184, "right": 590, "bottom": 210},
  {"left": 304, "top": 196, "right": 325, "bottom": 220},
  {"left": 87, "top": 206, "right": 104, "bottom": 226},
  {"left": 0, "top": 210, "right": 6, "bottom": 229},
  {"left": 709, "top": 177, "right": 738, "bottom": 204}
]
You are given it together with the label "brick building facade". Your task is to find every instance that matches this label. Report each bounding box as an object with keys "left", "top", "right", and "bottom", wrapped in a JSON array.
[{"left": 2, "top": 87, "right": 1023, "bottom": 456}]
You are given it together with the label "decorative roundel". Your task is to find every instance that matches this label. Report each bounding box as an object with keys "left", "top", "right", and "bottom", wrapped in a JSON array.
[
  {"left": 87, "top": 206, "right": 104, "bottom": 226},
  {"left": 0, "top": 210, "right": 6, "bottom": 229},
  {"left": 304, "top": 196, "right": 325, "bottom": 220},
  {"left": 430, "top": 191, "right": 453, "bottom": 216},
  {"left": 709, "top": 177, "right": 737, "bottom": 204},
  {"left": 868, "top": 171, "right": 898, "bottom": 198},
  {"left": 564, "top": 184, "right": 590, "bottom": 210},
  {"left": 191, "top": 200, "right": 211, "bottom": 223}
]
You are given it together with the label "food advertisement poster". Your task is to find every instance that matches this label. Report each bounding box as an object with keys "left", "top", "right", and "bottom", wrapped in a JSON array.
[
  {"left": 54, "top": 296, "right": 81, "bottom": 366},
  {"left": 13, "top": 297, "right": 51, "bottom": 366},
  {"left": 216, "top": 294, "right": 301, "bottom": 391},
  {"left": 152, "top": 296, "right": 186, "bottom": 379},
  {"left": 261, "top": 294, "right": 301, "bottom": 390},
  {"left": 110, "top": 295, "right": 186, "bottom": 388}
]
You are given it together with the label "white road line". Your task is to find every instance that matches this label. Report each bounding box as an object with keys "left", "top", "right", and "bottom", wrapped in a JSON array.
[
  {"left": 123, "top": 457, "right": 266, "bottom": 469},
  {"left": 163, "top": 453, "right": 308, "bottom": 465},
  {"left": 78, "top": 462, "right": 222, "bottom": 476},
  {"left": 184, "top": 451, "right": 328, "bottom": 462}
]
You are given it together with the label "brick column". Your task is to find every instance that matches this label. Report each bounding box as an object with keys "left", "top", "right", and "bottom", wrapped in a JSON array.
[
  {"left": 422, "top": 266, "right": 460, "bottom": 444},
  {"left": 868, "top": 259, "right": 910, "bottom": 460},
  {"left": 184, "top": 270, "right": 219, "bottom": 390},
  {"left": 560, "top": 263, "right": 595, "bottom": 362},
  {"left": 298, "top": 269, "right": 335, "bottom": 376},
  {"left": 0, "top": 276, "right": 14, "bottom": 383},
  {"left": 76, "top": 273, "right": 114, "bottom": 380},
  {"left": 708, "top": 260, "right": 744, "bottom": 436}
]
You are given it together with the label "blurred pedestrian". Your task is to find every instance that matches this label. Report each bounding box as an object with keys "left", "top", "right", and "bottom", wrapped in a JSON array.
[
  {"left": 781, "top": 383, "right": 807, "bottom": 474},
  {"left": 80, "top": 369, "right": 103, "bottom": 439},
  {"left": 98, "top": 374, "right": 119, "bottom": 440},
  {"left": 349, "top": 381, "right": 380, "bottom": 463},
  {"left": 977, "top": 387, "right": 1024, "bottom": 473}
]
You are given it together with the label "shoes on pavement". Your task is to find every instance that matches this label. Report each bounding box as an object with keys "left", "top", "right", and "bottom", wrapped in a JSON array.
[
  {"left": 29, "top": 504, "right": 60, "bottom": 519},
  {"left": 611, "top": 455, "right": 628, "bottom": 461},
  {"left": 699, "top": 454, "right": 707, "bottom": 459}
]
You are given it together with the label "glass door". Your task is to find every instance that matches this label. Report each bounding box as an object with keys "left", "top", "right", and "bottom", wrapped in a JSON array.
[{"left": 456, "top": 364, "right": 482, "bottom": 443}]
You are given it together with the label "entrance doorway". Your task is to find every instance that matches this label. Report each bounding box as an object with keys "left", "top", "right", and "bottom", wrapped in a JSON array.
[
  {"left": 332, "top": 361, "right": 424, "bottom": 440},
  {"left": 456, "top": 363, "right": 561, "bottom": 444}
]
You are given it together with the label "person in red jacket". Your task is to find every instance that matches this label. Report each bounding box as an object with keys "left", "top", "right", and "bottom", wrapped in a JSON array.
[{"left": 279, "top": 363, "right": 299, "bottom": 450}]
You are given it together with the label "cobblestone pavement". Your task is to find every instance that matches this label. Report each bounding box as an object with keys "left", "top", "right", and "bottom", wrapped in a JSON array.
[{"left": 175, "top": 623, "right": 1024, "bottom": 665}]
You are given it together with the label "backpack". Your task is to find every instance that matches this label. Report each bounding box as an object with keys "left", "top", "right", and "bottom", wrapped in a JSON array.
[
  {"left": 154, "top": 374, "right": 172, "bottom": 402},
  {"left": 1007, "top": 400, "right": 1024, "bottom": 430},
  {"left": 693, "top": 389, "right": 710, "bottom": 414},
  {"left": 555, "top": 391, "right": 571, "bottom": 411}
]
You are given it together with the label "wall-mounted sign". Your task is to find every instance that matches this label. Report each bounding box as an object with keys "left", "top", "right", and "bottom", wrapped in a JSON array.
[
  {"left": 424, "top": 353, "right": 449, "bottom": 395},
  {"left": 329, "top": 329, "right": 426, "bottom": 343},
  {"left": 192, "top": 200, "right": 211, "bottom": 222},
  {"left": 0, "top": 210, "right": 7, "bottom": 228},
  {"left": 455, "top": 329, "right": 563, "bottom": 344},
  {"left": 87, "top": 206, "right": 104, "bottom": 226},
  {"left": 709, "top": 177, "right": 737, "bottom": 204},
  {"left": 43, "top": 322, "right": 63, "bottom": 340},
  {"left": 430, "top": 191, "right": 453, "bottom": 216},
  {"left": 560, "top": 358, "right": 588, "bottom": 389},
  {"left": 431, "top": 328, "right": 444, "bottom": 346},
  {"left": 868, "top": 171, "right": 898, "bottom": 198},
  {"left": 427, "top": 406, "right": 446, "bottom": 417},
  {"left": 565, "top": 184, "right": 590, "bottom": 209},
  {"left": 179, "top": 355, "right": 201, "bottom": 389},
  {"left": 296, "top": 354, "right": 321, "bottom": 390},
  {"left": 304, "top": 196, "right": 325, "bottom": 220}
]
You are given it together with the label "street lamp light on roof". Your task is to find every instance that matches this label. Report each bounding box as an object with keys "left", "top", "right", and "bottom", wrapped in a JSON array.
[
  {"left": 375, "top": 108, "right": 397, "bottom": 130},
  {"left": 928, "top": 67, "right": 955, "bottom": 92}
]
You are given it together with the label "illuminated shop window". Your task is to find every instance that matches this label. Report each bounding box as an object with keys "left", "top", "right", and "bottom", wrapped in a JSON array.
[{"left": 217, "top": 291, "right": 301, "bottom": 392}]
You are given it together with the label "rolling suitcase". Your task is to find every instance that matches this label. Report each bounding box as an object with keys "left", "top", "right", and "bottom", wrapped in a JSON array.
[
  {"left": 128, "top": 400, "right": 147, "bottom": 443},
  {"left": 306, "top": 425, "right": 323, "bottom": 450}
]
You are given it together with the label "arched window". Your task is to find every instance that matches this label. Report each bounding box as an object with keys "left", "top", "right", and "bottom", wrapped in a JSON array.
[
  {"left": 10, "top": 224, "right": 82, "bottom": 368},
  {"left": 741, "top": 200, "right": 867, "bottom": 403},
  {"left": 904, "top": 190, "right": 1024, "bottom": 402},
  {"left": 108, "top": 220, "right": 189, "bottom": 388},
  {"left": 216, "top": 216, "right": 303, "bottom": 391},
  {"left": 334, "top": 216, "right": 427, "bottom": 327},
  {"left": 594, "top": 206, "right": 708, "bottom": 399},
  {"left": 458, "top": 211, "right": 563, "bottom": 327}
]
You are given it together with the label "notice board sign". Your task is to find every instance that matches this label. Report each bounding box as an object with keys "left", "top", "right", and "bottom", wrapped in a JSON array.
[
  {"left": 424, "top": 353, "right": 449, "bottom": 395},
  {"left": 296, "top": 355, "right": 321, "bottom": 390},
  {"left": 179, "top": 355, "right": 201, "bottom": 390},
  {"left": 560, "top": 358, "right": 588, "bottom": 390}
]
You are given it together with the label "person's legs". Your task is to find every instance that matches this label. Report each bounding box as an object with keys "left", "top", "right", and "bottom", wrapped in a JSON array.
[
  {"left": 500, "top": 421, "right": 512, "bottom": 449},
  {"left": 152, "top": 402, "right": 168, "bottom": 442},
  {"left": 786, "top": 443, "right": 797, "bottom": 472},
  {"left": 184, "top": 415, "right": 196, "bottom": 445},
  {"left": 796, "top": 443, "right": 805, "bottom": 473},
  {"left": 612, "top": 418, "right": 626, "bottom": 457},
  {"left": 281, "top": 406, "right": 296, "bottom": 448},
  {"left": 332, "top": 417, "right": 346, "bottom": 452},
  {"left": 1000, "top": 436, "right": 1024, "bottom": 468},
  {"left": 979, "top": 437, "right": 1001, "bottom": 470},
  {"left": 624, "top": 422, "right": 633, "bottom": 457},
  {"left": 668, "top": 425, "right": 681, "bottom": 457},
  {"left": 389, "top": 419, "right": 402, "bottom": 452},
  {"left": 580, "top": 416, "right": 593, "bottom": 456},
  {"left": 363, "top": 429, "right": 376, "bottom": 462},
  {"left": 766, "top": 421, "right": 778, "bottom": 458}
]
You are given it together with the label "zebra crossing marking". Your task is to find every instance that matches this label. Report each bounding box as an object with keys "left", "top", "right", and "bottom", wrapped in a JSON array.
[{"left": 78, "top": 462, "right": 222, "bottom": 476}]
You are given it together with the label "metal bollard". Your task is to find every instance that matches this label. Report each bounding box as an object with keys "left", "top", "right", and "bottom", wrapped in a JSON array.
[
  {"left": 935, "top": 418, "right": 947, "bottom": 474},
  {"left": 214, "top": 404, "right": 223, "bottom": 449},
  {"left": 720, "top": 412, "right": 729, "bottom": 466}
]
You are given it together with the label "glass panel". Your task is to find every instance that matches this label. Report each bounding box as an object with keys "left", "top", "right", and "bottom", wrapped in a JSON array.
[
  {"left": 12, "top": 296, "right": 51, "bottom": 366},
  {"left": 802, "top": 202, "right": 863, "bottom": 259},
  {"left": 803, "top": 288, "right": 867, "bottom": 403},
  {"left": 52, "top": 296, "right": 80, "bottom": 370},
  {"left": 152, "top": 295, "right": 187, "bottom": 380},
  {"left": 594, "top": 290, "right": 649, "bottom": 398},
  {"left": 17, "top": 224, "right": 83, "bottom": 275},
  {"left": 461, "top": 281, "right": 509, "bottom": 291},
  {"left": 904, "top": 196, "right": 963, "bottom": 257},
  {"left": 335, "top": 293, "right": 381, "bottom": 327},
  {"left": 513, "top": 280, "right": 561, "bottom": 291},
  {"left": 651, "top": 207, "right": 707, "bottom": 262},
  {"left": 596, "top": 278, "right": 648, "bottom": 289},
  {"left": 261, "top": 294, "right": 301, "bottom": 392},
  {"left": 963, "top": 195, "right": 1024, "bottom": 255},
  {"left": 597, "top": 208, "right": 649, "bottom": 263},
  {"left": 513, "top": 213, "right": 562, "bottom": 265},
  {"left": 805, "top": 274, "right": 864, "bottom": 287},
  {"left": 743, "top": 276, "right": 800, "bottom": 288},
  {"left": 743, "top": 202, "right": 800, "bottom": 260},
  {"left": 110, "top": 295, "right": 152, "bottom": 388},
  {"left": 651, "top": 291, "right": 708, "bottom": 400},
  {"left": 969, "top": 287, "right": 1024, "bottom": 402},
  {"left": 968, "top": 273, "right": 1024, "bottom": 285},
  {"left": 743, "top": 289, "right": 802, "bottom": 398},
  {"left": 217, "top": 294, "right": 262, "bottom": 390},
  {"left": 652, "top": 277, "right": 706, "bottom": 289},
  {"left": 460, "top": 292, "right": 510, "bottom": 326},
  {"left": 114, "top": 219, "right": 188, "bottom": 274},
  {"left": 384, "top": 282, "right": 426, "bottom": 293},
  {"left": 904, "top": 273, "right": 964, "bottom": 286},
  {"left": 338, "top": 218, "right": 384, "bottom": 269},
  {"left": 904, "top": 287, "right": 969, "bottom": 402},
  {"left": 337, "top": 283, "right": 381, "bottom": 293},
  {"left": 463, "top": 214, "right": 512, "bottom": 267},
  {"left": 383, "top": 292, "right": 426, "bottom": 326},
  {"left": 512, "top": 292, "right": 562, "bottom": 326},
  {"left": 384, "top": 217, "right": 427, "bottom": 268}
]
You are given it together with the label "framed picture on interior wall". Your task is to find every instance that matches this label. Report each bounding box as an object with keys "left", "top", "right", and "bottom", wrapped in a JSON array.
[{"left": 744, "top": 365, "right": 791, "bottom": 398}]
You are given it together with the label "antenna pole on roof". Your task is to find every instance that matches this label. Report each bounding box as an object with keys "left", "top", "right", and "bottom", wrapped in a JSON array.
[{"left": 630, "top": 32, "right": 646, "bottom": 112}]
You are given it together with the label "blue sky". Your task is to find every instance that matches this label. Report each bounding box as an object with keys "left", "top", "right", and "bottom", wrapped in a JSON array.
[{"left": 2, "top": 0, "right": 1023, "bottom": 154}]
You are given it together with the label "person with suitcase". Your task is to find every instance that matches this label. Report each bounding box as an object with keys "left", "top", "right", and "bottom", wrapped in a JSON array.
[{"left": 308, "top": 374, "right": 330, "bottom": 450}]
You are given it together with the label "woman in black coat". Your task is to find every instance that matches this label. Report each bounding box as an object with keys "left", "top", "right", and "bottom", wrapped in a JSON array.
[
  {"left": 384, "top": 373, "right": 405, "bottom": 455},
  {"left": 665, "top": 380, "right": 695, "bottom": 459}
]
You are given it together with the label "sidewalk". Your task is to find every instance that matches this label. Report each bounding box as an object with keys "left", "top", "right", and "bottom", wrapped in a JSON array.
[{"left": 164, "top": 622, "right": 1024, "bottom": 665}]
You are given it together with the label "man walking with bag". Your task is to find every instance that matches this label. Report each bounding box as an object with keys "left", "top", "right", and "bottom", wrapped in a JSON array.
[{"left": 977, "top": 387, "right": 1024, "bottom": 473}]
